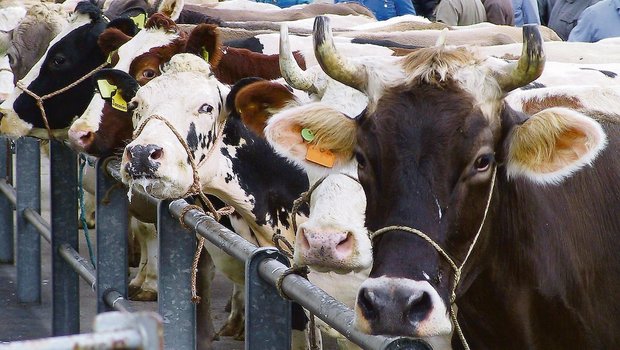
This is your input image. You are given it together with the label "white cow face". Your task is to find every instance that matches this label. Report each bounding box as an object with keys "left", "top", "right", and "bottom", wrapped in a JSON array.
[
  {"left": 265, "top": 102, "right": 372, "bottom": 273},
  {"left": 120, "top": 54, "right": 229, "bottom": 200}
]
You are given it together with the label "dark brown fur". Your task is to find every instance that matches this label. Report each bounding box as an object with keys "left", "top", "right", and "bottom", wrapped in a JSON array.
[
  {"left": 356, "top": 79, "right": 620, "bottom": 348},
  {"left": 234, "top": 81, "right": 297, "bottom": 137}
]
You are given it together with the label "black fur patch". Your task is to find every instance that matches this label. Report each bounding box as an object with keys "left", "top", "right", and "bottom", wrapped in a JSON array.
[
  {"left": 224, "top": 37, "right": 265, "bottom": 53},
  {"left": 579, "top": 67, "right": 618, "bottom": 79}
]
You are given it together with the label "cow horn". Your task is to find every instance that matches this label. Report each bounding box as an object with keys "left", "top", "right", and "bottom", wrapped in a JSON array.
[
  {"left": 313, "top": 16, "right": 366, "bottom": 93},
  {"left": 279, "top": 23, "right": 318, "bottom": 94},
  {"left": 495, "top": 24, "right": 545, "bottom": 93}
]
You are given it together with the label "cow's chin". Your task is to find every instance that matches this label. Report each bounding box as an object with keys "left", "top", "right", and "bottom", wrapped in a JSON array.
[
  {"left": 0, "top": 110, "right": 32, "bottom": 139},
  {"left": 125, "top": 176, "right": 190, "bottom": 202}
]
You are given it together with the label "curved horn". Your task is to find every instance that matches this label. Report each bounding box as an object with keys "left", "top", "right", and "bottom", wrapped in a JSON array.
[
  {"left": 495, "top": 24, "right": 545, "bottom": 93},
  {"left": 313, "top": 16, "right": 366, "bottom": 92},
  {"left": 279, "top": 23, "right": 318, "bottom": 94}
]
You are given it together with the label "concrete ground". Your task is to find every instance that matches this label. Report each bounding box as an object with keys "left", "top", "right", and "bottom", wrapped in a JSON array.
[{"left": 0, "top": 154, "right": 338, "bottom": 349}]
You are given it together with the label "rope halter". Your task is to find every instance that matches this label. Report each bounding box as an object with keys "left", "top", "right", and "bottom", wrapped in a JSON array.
[
  {"left": 370, "top": 166, "right": 497, "bottom": 350},
  {"left": 14, "top": 61, "right": 108, "bottom": 140},
  {"left": 132, "top": 113, "right": 233, "bottom": 304}
]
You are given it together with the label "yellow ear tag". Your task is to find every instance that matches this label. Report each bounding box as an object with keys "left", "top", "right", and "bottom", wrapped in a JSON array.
[
  {"left": 106, "top": 50, "right": 116, "bottom": 65},
  {"left": 97, "top": 79, "right": 116, "bottom": 99},
  {"left": 201, "top": 47, "right": 210, "bottom": 63},
  {"left": 306, "top": 144, "right": 335, "bottom": 168},
  {"left": 130, "top": 13, "right": 146, "bottom": 29},
  {"left": 111, "top": 91, "right": 128, "bottom": 112}
]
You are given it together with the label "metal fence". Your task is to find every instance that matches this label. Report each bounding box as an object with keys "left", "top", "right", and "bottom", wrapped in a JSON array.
[{"left": 0, "top": 136, "right": 432, "bottom": 350}]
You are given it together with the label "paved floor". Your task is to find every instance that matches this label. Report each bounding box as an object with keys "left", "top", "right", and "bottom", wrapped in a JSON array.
[{"left": 0, "top": 154, "right": 338, "bottom": 349}]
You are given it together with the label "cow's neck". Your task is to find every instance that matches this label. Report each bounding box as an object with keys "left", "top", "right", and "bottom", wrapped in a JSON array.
[{"left": 199, "top": 116, "right": 309, "bottom": 248}]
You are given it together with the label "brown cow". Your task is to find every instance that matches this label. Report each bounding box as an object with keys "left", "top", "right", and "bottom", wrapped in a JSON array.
[
  {"left": 307, "top": 17, "right": 620, "bottom": 349},
  {"left": 68, "top": 13, "right": 305, "bottom": 157}
]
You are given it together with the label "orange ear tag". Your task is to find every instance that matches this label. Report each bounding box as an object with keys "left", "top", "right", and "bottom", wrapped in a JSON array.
[{"left": 306, "top": 144, "right": 335, "bottom": 168}]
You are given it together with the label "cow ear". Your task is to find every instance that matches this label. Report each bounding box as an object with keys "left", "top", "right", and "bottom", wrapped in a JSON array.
[
  {"left": 157, "top": 0, "right": 183, "bottom": 21},
  {"left": 106, "top": 17, "right": 139, "bottom": 36},
  {"left": 233, "top": 80, "right": 298, "bottom": 137},
  {"left": 93, "top": 68, "right": 140, "bottom": 108},
  {"left": 504, "top": 107, "right": 607, "bottom": 185},
  {"left": 186, "top": 24, "right": 223, "bottom": 68},
  {"left": 265, "top": 103, "right": 357, "bottom": 173},
  {"left": 98, "top": 27, "right": 133, "bottom": 58}
]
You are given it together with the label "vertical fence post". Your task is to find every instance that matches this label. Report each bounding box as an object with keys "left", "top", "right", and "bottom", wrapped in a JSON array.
[
  {"left": 245, "top": 248, "right": 292, "bottom": 350},
  {"left": 158, "top": 200, "right": 196, "bottom": 350},
  {"left": 0, "top": 136, "right": 13, "bottom": 263},
  {"left": 95, "top": 158, "right": 128, "bottom": 313},
  {"left": 50, "top": 140, "right": 79, "bottom": 335},
  {"left": 15, "top": 137, "right": 41, "bottom": 303}
]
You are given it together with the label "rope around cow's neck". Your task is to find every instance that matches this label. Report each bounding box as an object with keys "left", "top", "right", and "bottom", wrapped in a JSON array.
[
  {"left": 133, "top": 114, "right": 233, "bottom": 303},
  {"left": 370, "top": 166, "right": 497, "bottom": 350},
  {"left": 15, "top": 61, "right": 108, "bottom": 140}
]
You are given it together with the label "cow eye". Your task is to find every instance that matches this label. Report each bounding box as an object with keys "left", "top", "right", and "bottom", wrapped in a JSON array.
[
  {"left": 7, "top": 53, "right": 13, "bottom": 66},
  {"left": 52, "top": 55, "right": 65, "bottom": 66},
  {"left": 474, "top": 154, "right": 493, "bottom": 172},
  {"left": 142, "top": 69, "right": 156, "bottom": 79},
  {"left": 198, "top": 103, "right": 213, "bottom": 114},
  {"left": 355, "top": 150, "right": 366, "bottom": 169}
]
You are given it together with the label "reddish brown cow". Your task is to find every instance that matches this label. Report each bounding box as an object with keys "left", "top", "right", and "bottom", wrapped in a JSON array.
[{"left": 68, "top": 13, "right": 305, "bottom": 157}]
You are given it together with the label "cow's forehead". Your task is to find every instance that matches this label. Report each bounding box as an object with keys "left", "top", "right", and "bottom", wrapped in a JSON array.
[
  {"left": 16, "top": 11, "right": 93, "bottom": 89},
  {"left": 137, "top": 71, "right": 221, "bottom": 111},
  {"left": 115, "top": 29, "right": 179, "bottom": 72}
]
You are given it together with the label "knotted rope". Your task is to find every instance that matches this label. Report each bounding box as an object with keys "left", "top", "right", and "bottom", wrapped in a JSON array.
[
  {"left": 15, "top": 61, "right": 108, "bottom": 140},
  {"left": 0, "top": 67, "right": 12, "bottom": 74},
  {"left": 370, "top": 167, "right": 497, "bottom": 350},
  {"left": 133, "top": 114, "right": 233, "bottom": 303}
]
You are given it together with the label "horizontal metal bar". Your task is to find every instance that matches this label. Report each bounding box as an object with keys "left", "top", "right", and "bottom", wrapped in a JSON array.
[
  {"left": 104, "top": 289, "right": 134, "bottom": 313},
  {"left": 168, "top": 199, "right": 255, "bottom": 262},
  {"left": 58, "top": 243, "right": 96, "bottom": 287},
  {"left": 0, "top": 179, "right": 16, "bottom": 206},
  {"left": 104, "top": 158, "right": 159, "bottom": 208},
  {"left": 23, "top": 207, "right": 51, "bottom": 243},
  {"left": 169, "top": 200, "right": 429, "bottom": 350},
  {"left": 0, "top": 329, "right": 143, "bottom": 350}
]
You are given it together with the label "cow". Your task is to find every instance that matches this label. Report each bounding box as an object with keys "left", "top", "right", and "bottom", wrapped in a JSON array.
[
  {"left": 3, "top": 3, "right": 70, "bottom": 84},
  {"left": 0, "top": 1, "right": 110, "bottom": 139},
  {"left": 68, "top": 14, "right": 307, "bottom": 157},
  {"left": 309, "top": 16, "right": 620, "bottom": 349}
]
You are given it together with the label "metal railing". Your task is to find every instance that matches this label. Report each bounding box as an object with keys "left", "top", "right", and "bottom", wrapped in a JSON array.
[{"left": 0, "top": 136, "right": 432, "bottom": 350}]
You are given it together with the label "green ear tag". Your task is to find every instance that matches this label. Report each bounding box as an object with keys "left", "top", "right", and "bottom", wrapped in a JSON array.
[
  {"left": 111, "top": 91, "right": 128, "bottom": 112},
  {"left": 201, "top": 47, "right": 210, "bottom": 63},
  {"left": 130, "top": 13, "right": 146, "bottom": 29},
  {"left": 301, "top": 128, "right": 315, "bottom": 142},
  {"left": 97, "top": 79, "right": 116, "bottom": 99}
]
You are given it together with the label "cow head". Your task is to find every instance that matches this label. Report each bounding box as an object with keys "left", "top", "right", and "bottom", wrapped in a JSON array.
[
  {"left": 68, "top": 15, "right": 222, "bottom": 157},
  {"left": 4, "top": 3, "right": 69, "bottom": 83},
  {"left": 0, "top": 1, "right": 107, "bottom": 139},
  {"left": 311, "top": 17, "right": 608, "bottom": 339},
  {"left": 265, "top": 103, "right": 372, "bottom": 274},
  {"left": 120, "top": 53, "right": 228, "bottom": 199}
]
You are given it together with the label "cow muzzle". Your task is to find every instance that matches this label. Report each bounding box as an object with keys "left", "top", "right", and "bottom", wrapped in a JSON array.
[
  {"left": 123, "top": 144, "right": 163, "bottom": 179},
  {"left": 355, "top": 276, "right": 452, "bottom": 338},
  {"left": 295, "top": 227, "right": 368, "bottom": 273}
]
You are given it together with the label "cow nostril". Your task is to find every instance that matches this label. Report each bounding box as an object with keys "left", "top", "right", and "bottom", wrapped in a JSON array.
[
  {"left": 406, "top": 292, "right": 432, "bottom": 324},
  {"left": 80, "top": 131, "right": 93, "bottom": 145},
  {"left": 357, "top": 287, "right": 379, "bottom": 321},
  {"left": 149, "top": 147, "right": 163, "bottom": 160},
  {"left": 335, "top": 232, "right": 354, "bottom": 254}
]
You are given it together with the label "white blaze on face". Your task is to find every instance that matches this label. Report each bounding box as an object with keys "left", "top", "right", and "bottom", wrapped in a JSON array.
[
  {"left": 120, "top": 54, "right": 228, "bottom": 200},
  {"left": 0, "top": 11, "right": 92, "bottom": 138},
  {"left": 71, "top": 28, "right": 179, "bottom": 136}
]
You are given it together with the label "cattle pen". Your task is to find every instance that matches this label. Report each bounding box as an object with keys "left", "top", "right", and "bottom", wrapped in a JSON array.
[{"left": 0, "top": 136, "right": 431, "bottom": 350}]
